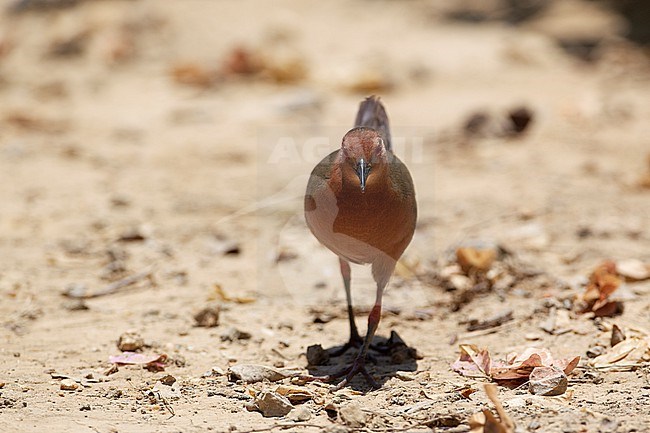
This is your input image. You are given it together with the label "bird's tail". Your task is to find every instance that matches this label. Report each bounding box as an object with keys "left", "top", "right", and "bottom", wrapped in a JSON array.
[{"left": 354, "top": 96, "right": 392, "bottom": 152}]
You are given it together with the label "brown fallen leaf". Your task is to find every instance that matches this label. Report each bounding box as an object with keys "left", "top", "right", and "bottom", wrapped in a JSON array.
[
  {"left": 221, "top": 46, "right": 263, "bottom": 76},
  {"left": 454, "top": 345, "right": 579, "bottom": 391},
  {"left": 274, "top": 384, "right": 313, "bottom": 404},
  {"left": 492, "top": 347, "right": 579, "bottom": 386},
  {"left": 171, "top": 62, "right": 219, "bottom": 88},
  {"left": 458, "top": 386, "right": 478, "bottom": 400},
  {"left": 575, "top": 261, "right": 623, "bottom": 317},
  {"left": 451, "top": 344, "right": 491, "bottom": 378}
]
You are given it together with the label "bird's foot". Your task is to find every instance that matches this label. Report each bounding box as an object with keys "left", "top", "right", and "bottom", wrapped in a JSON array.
[{"left": 300, "top": 356, "right": 379, "bottom": 390}]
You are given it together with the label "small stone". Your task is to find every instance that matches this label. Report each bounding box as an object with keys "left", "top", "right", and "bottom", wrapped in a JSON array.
[
  {"left": 529, "top": 366, "right": 568, "bottom": 396},
  {"left": 339, "top": 402, "right": 367, "bottom": 428},
  {"left": 449, "top": 274, "right": 472, "bottom": 291},
  {"left": 159, "top": 374, "right": 176, "bottom": 386},
  {"left": 63, "top": 299, "right": 89, "bottom": 311},
  {"left": 210, "top": 366, "right": 225, "bottom": 376},
  {"left": 254, "top": 391, "right": 293, "bottom": 417},
  {"left": 586, "top": 345, "right": 606, "bottom": 358},
  {"left": 220, "top": 327, "right": 252, "bottom": 342},
  {"left": 194, "top": 306, "right": 220, "bottom": 328},
  {"left": 117, "top": 330, "right": 144, "bottom": 352},
  {"left": 611, "top": 324, "right": 626, "bottom": 347},
  {"left": 507, "top": 106, "right": 534, "bottom": 135},
  {"left": 306, "top": 344, "right": 329, "bottom": 366},
  {"left": 289, "top": 406, "right": 312, "bottom": 421},
  {"left": 60, "top": 379, "right": 79, "bottom": 391},
  {"left": 395, "top": 371, "right": 415, "bottom": 381}
]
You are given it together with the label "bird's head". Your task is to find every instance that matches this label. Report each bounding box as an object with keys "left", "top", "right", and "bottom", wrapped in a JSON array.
[{"left": 340, "top": 127, "right": 389, "bottom": 193}]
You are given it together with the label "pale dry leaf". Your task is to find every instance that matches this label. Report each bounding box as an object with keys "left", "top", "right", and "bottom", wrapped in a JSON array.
[
  {"left": 451, "top": 344, "right": 492, "bottom": 378},
  {"left": 616, "top": 259, "right": 650, "bottom": 281},
  {"left": 590, "top": 336, "right": 650, "bottom": 368},
  {"left": 469, "top": 411, "right": 487, "bottom": 433},
  {"left": 274, "top": 384, "right": 313, "bottom": 403},
  {"left": 228, "top": 364, "right": 292, "bottom": 383}
]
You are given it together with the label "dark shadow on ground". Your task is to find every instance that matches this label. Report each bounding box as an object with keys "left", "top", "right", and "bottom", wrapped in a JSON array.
[{"left": 305, "top": 330, "right": 419, "bottom": 392}]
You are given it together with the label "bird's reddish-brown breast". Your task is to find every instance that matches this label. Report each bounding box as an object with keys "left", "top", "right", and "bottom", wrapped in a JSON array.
[{"left": 305, "top": 130, "right": 416, "bottom": 264}]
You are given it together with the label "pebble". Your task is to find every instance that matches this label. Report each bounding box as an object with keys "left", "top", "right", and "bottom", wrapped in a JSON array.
[
  {"left": 117, "top": 330, "right": 144, "bottom": 352},
  {"left": 529, "top": 366, "right": 568, "bottom": 396},
  {"left": 339, "top": 402, "right": 367, "bottom": 428},
  {"left": 289, "top": 406, "right": 312, "bottom": 421},
  {"left": 60, "top": 379, "right": 79, "bottom": 391},
  {"left": 253, "top": 391, "right": 293, "bottom": 417}
]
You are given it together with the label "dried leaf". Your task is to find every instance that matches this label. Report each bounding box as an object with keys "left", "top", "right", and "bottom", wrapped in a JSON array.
[
  {"left": 451, "top": 344, "right": 492, "bottom": 378},
  {"left": 456, "top": 247, "right": 497, "bottom": 274},
  {"left": 108, "top": 352, "right": 167, "bottom": 371},
  {"left": 469, "top": 411, "right": 487, "bottom": 433},
  {"left": 171, "top": 63, "right": 218, "bottom": 88},
  {"left": 213, "top": 284, "right": 256, "bottom": 304},
  {"left": 459, "top": 386, "right": 478, "bottom": 400},
  {"left": 611, "top": 324, "right": 626, "bottom": 347},
  {"left": 492, "top": 347, "right": 579, "bottom": 385},
  {"left": 590, "top": 336, "right": 650, "bottom": 368},
  {"left": 274, "top": 384, "right": 313, "bottom": 404},
  {"left": 576, "top": 261, "right": 622, "bottom": 316},
  {"left": 469, "top": 384, "right": 515, "bottom": 433},
  {"left": 227, "top": 364, "right": 293, "bottom": 383}
]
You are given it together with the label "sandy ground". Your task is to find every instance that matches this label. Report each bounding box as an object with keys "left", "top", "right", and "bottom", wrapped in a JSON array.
[{"left": 1, "top": 1, "right": 650, "bottom": 432}]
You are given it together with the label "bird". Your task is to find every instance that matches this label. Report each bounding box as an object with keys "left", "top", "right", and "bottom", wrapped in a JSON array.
[{"left": 303, "top": 96, "right": 417, "bottom": 389}]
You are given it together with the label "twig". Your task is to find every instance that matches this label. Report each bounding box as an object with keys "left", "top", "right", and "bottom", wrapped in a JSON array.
[
  {"left": 485, "top": 383, "right": 515, "bottom": 432},
  {"left": 455, "top": 318, "right": 525, "bottom": 340},
  {"left": 64, "top": 268, "right": 155, "bottom": 299},
  {"left": 580, "top": 362, "right": 650, "bottom": 372}
]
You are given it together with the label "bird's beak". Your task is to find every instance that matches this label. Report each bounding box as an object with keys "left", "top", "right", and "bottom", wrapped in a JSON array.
[{"left": 356, "top": 158, "right": 371, "bottom": 193}]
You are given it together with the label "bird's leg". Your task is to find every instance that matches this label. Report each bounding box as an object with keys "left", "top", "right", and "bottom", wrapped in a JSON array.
[
  {"left": 328, "top": 258, "right": 393, "bottom": 389},
  {"left": 300, "top": 299, "right": 382, "bottom": 389},
  {"left": 330, "top": 299, "right": 382, "bottom": 390},
  {"left": 300, "top": 259, "right": 393, "bottom": 389},
  {"left": 329, "top": 259, "right": 363, "bottom": 357}
]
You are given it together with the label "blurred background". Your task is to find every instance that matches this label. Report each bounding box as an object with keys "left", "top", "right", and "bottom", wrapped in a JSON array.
[{"left": 0, "top": 0, "right": 649, "bottom": 429}]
